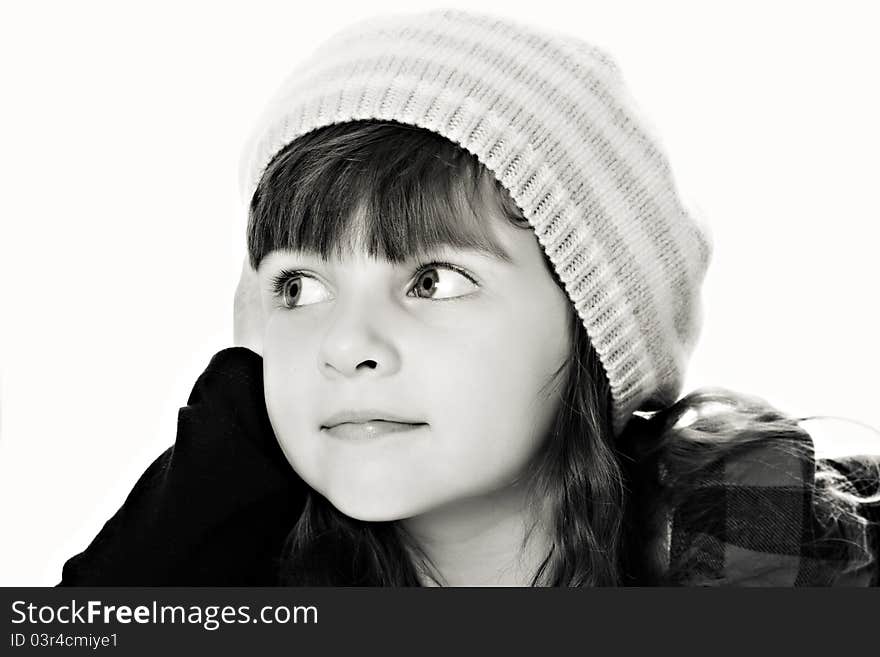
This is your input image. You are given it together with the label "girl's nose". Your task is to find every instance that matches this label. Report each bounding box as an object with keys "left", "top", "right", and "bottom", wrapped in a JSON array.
[{"left": 318, "top": 291, "right": 402, "bottom": 379}]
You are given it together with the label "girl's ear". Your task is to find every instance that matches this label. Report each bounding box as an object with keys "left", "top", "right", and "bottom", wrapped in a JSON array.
[{"left": 233, "top": 255, "right": 266, "bottom": 358}]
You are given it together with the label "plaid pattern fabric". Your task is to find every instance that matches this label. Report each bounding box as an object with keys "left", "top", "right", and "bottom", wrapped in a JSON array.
[{"left": 664, "top": 428, "right": 879, "bottom": 586}]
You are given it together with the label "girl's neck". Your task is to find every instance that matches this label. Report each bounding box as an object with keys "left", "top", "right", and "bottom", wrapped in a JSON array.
[{"left": 400, "top": 482, "right": 554, "bottom": 587}]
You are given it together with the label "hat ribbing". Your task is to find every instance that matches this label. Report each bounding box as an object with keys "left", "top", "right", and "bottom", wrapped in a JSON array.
[{"left": 239, "top": 9, "right": 713, "bottom": 437}]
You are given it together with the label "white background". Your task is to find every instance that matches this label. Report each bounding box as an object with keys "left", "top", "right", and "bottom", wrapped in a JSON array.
[{"left": 1, "top": 0, "right": 878, "bottom": 586}]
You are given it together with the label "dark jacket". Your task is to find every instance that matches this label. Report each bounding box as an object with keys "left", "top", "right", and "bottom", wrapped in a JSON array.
[{"left": 57, "top": 348, "right": 880, "bottom": 586}]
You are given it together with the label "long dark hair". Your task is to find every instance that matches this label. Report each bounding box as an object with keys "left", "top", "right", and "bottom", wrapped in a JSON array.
[{"left": 247, "top": 120, "right": 879, "bottom": 586}]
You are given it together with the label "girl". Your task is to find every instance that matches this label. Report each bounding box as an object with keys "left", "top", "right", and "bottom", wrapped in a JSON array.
[{"left": 60, "top": 9, "right": 880, "bottom": 586}]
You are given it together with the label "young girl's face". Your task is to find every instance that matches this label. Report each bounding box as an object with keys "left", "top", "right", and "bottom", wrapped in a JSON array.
[{"left": 257, "top": 198, "right": 572, "bottom": 522}]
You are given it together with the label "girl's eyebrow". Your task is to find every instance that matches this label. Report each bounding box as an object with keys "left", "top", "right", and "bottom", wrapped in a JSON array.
[
  {"left": 471, "top": 241, "right": 514, "bottom": 264},
  {"left": 428, "top": 239, "right": 514, "bottom": 264}
]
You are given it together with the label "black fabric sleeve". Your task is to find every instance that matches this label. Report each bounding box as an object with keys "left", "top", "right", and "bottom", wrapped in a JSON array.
[{"left": 57, "top": 347, "right": 309, "bottom": 586}]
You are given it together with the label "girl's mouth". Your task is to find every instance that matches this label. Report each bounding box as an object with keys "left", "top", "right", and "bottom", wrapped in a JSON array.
[{"left": 322, "top": 421, "right": 428, "bottom": 440}]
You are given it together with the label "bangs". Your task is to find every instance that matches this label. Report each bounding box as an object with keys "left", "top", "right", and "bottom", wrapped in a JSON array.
[{"left": 246, "top": 120, "right": 529, "bottom": 270}]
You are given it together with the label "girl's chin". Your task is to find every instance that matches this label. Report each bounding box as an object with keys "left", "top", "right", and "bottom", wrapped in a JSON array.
[
  {"left": 323, "top": 489, "right": 433, "bottom": 522},
  {"left": 328, "top": 501, "right": 411, "bottom": 523}
]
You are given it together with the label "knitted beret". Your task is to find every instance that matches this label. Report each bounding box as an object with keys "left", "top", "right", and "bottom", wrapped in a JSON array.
[{"left": 239, "top": 9, "right": 714, "bottom": 437}]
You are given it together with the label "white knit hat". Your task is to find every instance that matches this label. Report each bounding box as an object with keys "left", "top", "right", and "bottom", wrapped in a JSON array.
[{"left": 239, "top": 9, "right": 714, "bottom": 437}]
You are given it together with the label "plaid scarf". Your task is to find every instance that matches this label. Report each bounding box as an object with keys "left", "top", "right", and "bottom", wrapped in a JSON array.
[{"left": 659, "top": 426, "right": 880, "bottom": 586}]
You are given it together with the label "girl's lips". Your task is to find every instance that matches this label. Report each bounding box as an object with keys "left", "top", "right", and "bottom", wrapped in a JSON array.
[{"left": 323, "top": 421, "right": 427, "bottom": 440}]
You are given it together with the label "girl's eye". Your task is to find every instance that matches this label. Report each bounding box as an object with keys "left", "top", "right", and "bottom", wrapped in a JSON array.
[
  {"left": 270, "top": 261, "right": 479, "bottom": 309},
  {"left": 271, "top": 270, "right": 332, "bottom": 309},
  {"left": 408, "top": 262, "right": 479, "bottom": 300}
]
